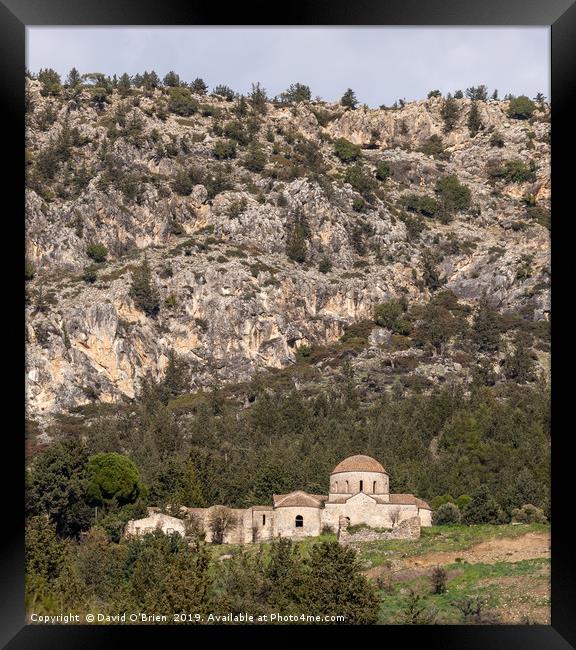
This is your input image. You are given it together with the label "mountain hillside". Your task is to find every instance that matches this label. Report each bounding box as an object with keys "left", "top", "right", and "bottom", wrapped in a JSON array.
[{"left": 25, "top": 79, "right": 550, "bottom": 421}]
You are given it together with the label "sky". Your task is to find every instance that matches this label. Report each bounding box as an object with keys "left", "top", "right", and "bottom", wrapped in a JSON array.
[{"left": 26, "top": 27, "right": 549, "bottom": 106}]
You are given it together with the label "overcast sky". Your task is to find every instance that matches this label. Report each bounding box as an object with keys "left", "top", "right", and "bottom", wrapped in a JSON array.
[{"left": 26, "top": 27, "right": 549, "bottom": 106}]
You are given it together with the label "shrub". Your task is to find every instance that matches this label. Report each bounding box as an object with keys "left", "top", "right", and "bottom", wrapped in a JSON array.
[
  {"left": 373, "top": 299, "right": 411, "bottom": 335},
  {"left": 168, "top": 87, "right": 198, "bottom": 116},
  {"left": 430, "top": 565, "right": 448, "bottom": 594},
  {"left": 420, "top": 134, "right": 448, "bottom": 159},
  {"left": 212, "top": 140, "right": 237, "bottom": 160},
  {"left": 243, "top": 143, "right": 267, "bottom": 171},
  {"left": 318, "top": 257, "right": 332, "bottom": 274},
  {"left": 526, "top": 205, "right": 550, "bottom": 230},
  {"left": 433, "top": 502, "right": 461, "bottom": 525},
  {"left": 507, "top": 95, "right": 537, "bottom": 120},
  {"left": 487, "top": 159, "right": 537, "bottom": 184},
  {"left": 405, "top": 193, "right": 440, "bottom": 218},
  {"left": 222, "top": 121, "right": 249, "bottom": 145},
  {"left": 435, "top": 174, "right": 471, "bottom": 212},
  {"left": 344, "top": 164, "right": 376, "bottom": 197},
  {"left": 86, "top": 243, "right": 108, "bottom": 263},
  {"left": 375, "top": 161, "right": 391, "bottom": 181},
  {"left": 334, "top": 138, "right": 361, "bottom": 163},
  {"left": 25, "top": 261, "right": 36, "bottom": 281},
  {"left": 489, "top": 131, "right": 505, "bottom": 147},
  {"left": 82, "top": 264, "right": 98, "bottom": 284},
  {"left": 427, "top": 89, "right": 442, "bottom": 99},
  {"left": 511, "top": 504, "right": 547, "bottom": 524}
]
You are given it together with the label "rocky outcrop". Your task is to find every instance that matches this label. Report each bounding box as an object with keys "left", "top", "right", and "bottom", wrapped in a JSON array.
[{"left": 25, "top": 81, "right": 550, "bottom": 419}]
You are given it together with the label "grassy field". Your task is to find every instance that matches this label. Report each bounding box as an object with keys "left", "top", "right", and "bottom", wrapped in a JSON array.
[{"left": 210, "top": 523, "right": 550, "bottom": 624}]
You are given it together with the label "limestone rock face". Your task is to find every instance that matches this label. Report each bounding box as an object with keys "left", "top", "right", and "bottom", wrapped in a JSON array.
[{"left": 25, "top": 81, "right": 550, "bottom": 419}]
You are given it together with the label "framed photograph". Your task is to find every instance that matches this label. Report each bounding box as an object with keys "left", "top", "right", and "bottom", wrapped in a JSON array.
[{"left": 2, "top": 0, "right": 574, "bottom": 646}]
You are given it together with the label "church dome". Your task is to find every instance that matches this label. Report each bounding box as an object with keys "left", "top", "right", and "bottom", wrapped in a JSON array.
[{"left": 331, "top": 455, "right": 387, "bottom": 475}]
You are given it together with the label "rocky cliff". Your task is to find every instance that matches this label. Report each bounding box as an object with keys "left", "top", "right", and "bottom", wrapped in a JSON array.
[{"left": 25, "top": 80, "right": 550, "bottom": 419}]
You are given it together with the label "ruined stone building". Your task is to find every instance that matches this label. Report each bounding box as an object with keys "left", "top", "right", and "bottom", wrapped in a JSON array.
[{"left": 124, "top": 455, "right": 432, "bottom": 543}]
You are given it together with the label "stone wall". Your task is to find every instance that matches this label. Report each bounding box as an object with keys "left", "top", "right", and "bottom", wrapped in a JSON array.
[
  {"left": 337, "top": 515, "right": 421, "bottom": 546},
  {"left": 329, "top": 470, "right": 389, "bottom": 498}
]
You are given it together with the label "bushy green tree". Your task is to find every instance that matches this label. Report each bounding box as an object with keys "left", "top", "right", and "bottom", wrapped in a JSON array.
[
  {"left": 435, "top": 174, "right": 471, "bottom": 212},
  {"left": 162, "top": 71, "right": 180, "bottom": 87},
  {"left": 86, "top": 453, "right": 143, "bottom": 507},
  {"left": 462, "top": 485, "right": 505, "bottom": 524},
  {"left": 38, "top": 68, "right": 62, "bottom": 96},
  {"left": 472, "top": 300, "right": 501, "bottom": 352},
  {"left": 344, "top": 164, "right": 376, "bottom": 198},
  {"left": 507, "top": 95, "right": 537, "bottom": 120},
  {"left": 168, "top": 87, "right": 198, "bottom": 116},
  {"left": 190, "top": 78, "right": 208, "bottom": 95},
  {"left": 25, "top": 260, "right": 36, "bottom": 281},
  {"left": 300, "top": 541, "right": 379, "bottom": 624},
  {"left": 212, "top": 139, "right": 237, "bottom": 160},
  {"left": 281, "top": 83, "right": 312, "bottom": 103},
  {"left": 27, "top": 438, "right": 92, "bottom": 537},
  {"left": 334, "top": 138, "right": 361, "bottom": 163},
  {"left": 212, "top": 85, "right": 235, "bottom": 101},
  {"left": 373, "top": 299, "right": 410, "bottom": 335}
]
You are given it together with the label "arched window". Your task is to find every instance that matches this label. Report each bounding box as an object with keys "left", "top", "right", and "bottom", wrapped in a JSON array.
[
  {"left": 345, "top": 480, "right": 349, "bottom": 493},
  {"left": 295, "top": 515, "right": 304, "bottom": 528},
  {"left": 262, "top": 514, "right": 266, "bottom": 526},
  {"left": 373, "top": 481, "right": 377, "bottom": 493},
  {"left": 334, "top": 481, "right": 339, "bottom": 492},
  {"left": 360, "top": 480, "right": 364, "bottom": 492}
]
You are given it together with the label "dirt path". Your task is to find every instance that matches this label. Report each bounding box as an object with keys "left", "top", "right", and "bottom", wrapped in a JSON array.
[{"left": 405, "top": 531, "right": 550, "bottom": 568}]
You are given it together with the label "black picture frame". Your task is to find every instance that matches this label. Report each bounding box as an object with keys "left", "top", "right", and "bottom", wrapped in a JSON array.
[{"left": 3, "top": 0, "right": 574, "bottom": 646}]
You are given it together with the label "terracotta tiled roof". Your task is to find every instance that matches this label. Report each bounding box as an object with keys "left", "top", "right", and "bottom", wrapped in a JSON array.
[
  {"left": 388, "top": 494, "right": 430, "bottom": 509},
  {"left": 273, "top": 491, "right": 324, "bottom": 508},
  {"left": 331, "top": 455, "right": 387, "bottom": 475}
]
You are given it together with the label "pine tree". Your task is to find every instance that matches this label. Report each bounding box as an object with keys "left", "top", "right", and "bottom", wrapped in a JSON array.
[
  {"left": 190, "top": 78, "right": 208, "bottom": 95},
  {"left": 441, "top": 94, "right": 460, "bottom": 132},
  {"left": 340, "top": 88, "right": 358, "bottom": 109},
  {"left": 65, "top": 67, "right": 82, "bottom": 88},
  {"left": 467, "top": 101, "right": 483, "bottom": 137},
  {"left": 163, "top": 71, "right": 180, "bottom": 87},
  {"left": 129, "top": 256, "right": 160, "bottom": 316}
]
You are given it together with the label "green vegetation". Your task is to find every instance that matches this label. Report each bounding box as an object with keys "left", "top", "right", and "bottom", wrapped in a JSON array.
[
  {"left": 129, "top": 256, "right": 160, "bottom": 316},
  {"left": 375, "top": 161, "right": 391, "bottom": 182},
  {"left": 340, "top": 88, "right": 358, "bottom": 110},
  {"left": 213, "top": 140, "right": 237, "bottom": 160},
  {"left": 435, "top": 174, "right": 471, "bottom": 212},
  {"left": 168, "top": 87, "right": 198, "bottom": 116},
  {"left": 86, "top": 453, "right": 143, "bottom": 507},
  {"left": 334, "top": 138, "right": 362, "bottom": 163},
  {"left": 286, "top": 211, "right": 310, "bottom": 263},
  {"left": 280, "top": 83, "right": 312, "bottom": 103},
  {"left": 86, "top": 243, "right": 108, "bottom": 263},
  {"left": 467, "top": 102, "right": 483, "bottom": 137},
  {"left": 420, "top": 134, "right": 448, "bottom": 160},
  {"left": 373, "top": 299, "right": 410, "bottom": 335},
  {"left": 487, "top": 159, "right": 537, "bottom": 184},
  {"left": 507, "top": 95, "right": 537, "bottom": 120},
  {"left": 25, "top": 261, "right": 36, "bottom": 281},
  {"left": 441, "top": 94, "right": 459, "bottom": 132}
]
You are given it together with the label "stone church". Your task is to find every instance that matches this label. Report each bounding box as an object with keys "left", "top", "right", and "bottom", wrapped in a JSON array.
[{"left": 125, "top": 455, "right": 432, "bottom": 543}]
